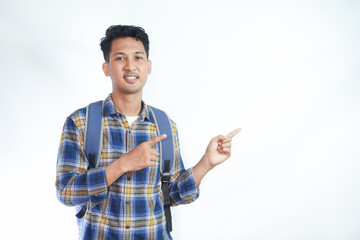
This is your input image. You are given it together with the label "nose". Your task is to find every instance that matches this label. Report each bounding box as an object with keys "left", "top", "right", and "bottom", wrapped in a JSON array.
[{"left": 124, "top": 59, "right": 136, "bottom": 71}]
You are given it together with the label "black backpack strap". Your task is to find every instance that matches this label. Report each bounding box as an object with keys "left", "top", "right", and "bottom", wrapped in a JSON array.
[
  {"left": 161, "top": 159, "right": 172, "bottom": 232},
  {"left": 76, "top": 100, "right": 104, "bottom": 219},
  {"left": 75, "top": 204, "right": 87, "bottom": 219},
  {"left": 148, "top": 106, "right": 174, "bottom": 233}
]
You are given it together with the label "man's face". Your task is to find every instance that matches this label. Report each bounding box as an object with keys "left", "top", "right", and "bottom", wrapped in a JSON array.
[{"left": 103, "top": 37, "right": 152, "bottom": 96}]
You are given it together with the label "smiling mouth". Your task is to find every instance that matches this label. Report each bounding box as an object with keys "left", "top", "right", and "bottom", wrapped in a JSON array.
[{"left": 123, "top": 74, "right": 139, "bottom": 83}]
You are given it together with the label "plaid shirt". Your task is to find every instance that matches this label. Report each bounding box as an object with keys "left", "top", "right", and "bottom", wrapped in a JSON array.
[{"left": 56, "top": 95, "right": 199, "bottom": 240}]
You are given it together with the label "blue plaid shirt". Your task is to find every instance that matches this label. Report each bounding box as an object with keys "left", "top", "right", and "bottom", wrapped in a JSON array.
[{"left": 56, "top": 95, "right": 199, "bottom": 239}]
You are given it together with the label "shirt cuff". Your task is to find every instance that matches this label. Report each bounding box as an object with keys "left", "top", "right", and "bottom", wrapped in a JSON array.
[
  {"left": 170, "top": 168, "right": 200, "bottom": 205},
  {"left": 87, "top": 166, "right": 108, "bottom": 206}
]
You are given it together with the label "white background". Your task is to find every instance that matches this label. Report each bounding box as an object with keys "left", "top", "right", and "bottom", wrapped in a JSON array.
[{"left": 0, "top": 0, "right": 359, "bottom": 239}]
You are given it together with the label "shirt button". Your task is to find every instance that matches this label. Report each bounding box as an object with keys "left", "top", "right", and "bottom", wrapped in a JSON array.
[
  {"left": 126, "top": 225, "right": 130, "bottom": 229},
  {"left": 126, "top": 200, "right": 130, "bottom": 205},
  {"left": 127, "top": 176, "right": 131, "bottom": 181}
]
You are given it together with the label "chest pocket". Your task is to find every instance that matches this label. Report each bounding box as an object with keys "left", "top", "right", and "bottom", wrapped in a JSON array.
[{"left": 132, "top": 159, "right": 161, "bottom": 186}]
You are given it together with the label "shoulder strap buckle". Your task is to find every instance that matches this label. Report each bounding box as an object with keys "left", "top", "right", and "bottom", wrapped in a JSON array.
[{"left": 161, "top": 171, "right": 171, "bottom": 182}]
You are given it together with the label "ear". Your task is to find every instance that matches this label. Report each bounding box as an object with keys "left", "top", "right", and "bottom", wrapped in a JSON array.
[
  {"left": 102, "top": 62, "right": 110, "bottom": 76},
  {"left": 147, "top": 59, "right": 152, "bottom": 74}
]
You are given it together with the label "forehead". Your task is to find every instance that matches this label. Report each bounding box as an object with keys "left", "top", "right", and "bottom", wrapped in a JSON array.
[{"left": 110, "top": 37, "right": 146, "bottom": 55}]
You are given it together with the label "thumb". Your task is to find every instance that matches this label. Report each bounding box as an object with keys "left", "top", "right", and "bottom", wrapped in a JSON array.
[{"left": 147, "top": 134, "right": 167, "bottom": 146}]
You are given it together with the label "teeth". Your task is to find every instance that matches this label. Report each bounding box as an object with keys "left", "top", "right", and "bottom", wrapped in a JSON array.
[{"left": 125, "top": 76, "right": 137, "bottom": 80}]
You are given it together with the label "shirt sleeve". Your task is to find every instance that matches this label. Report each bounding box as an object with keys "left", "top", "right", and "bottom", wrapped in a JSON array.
[
  {"left": 55, "top": 115, "right": 108, "bottom": 207},
  {"left": 168, "top": 123, "right": 200, "bottom": 205}
]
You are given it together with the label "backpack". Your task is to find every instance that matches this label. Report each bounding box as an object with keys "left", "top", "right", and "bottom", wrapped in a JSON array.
[{"left": 75, "top": 100, "right": 174, "bottom": 233}]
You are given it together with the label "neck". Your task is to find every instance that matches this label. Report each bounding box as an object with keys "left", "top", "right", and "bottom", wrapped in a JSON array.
[{"left": 112, "top": 91, "right": 142, "bottom": 116}]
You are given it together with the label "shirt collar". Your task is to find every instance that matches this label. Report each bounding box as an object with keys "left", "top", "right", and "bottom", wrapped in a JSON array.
[{"left": 103, "top": 94, "right": 151, "bottom": 122}]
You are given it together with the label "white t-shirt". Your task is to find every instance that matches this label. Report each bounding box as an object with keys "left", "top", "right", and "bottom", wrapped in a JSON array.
[{"left": 125, "top": 115, "right": 139, "bottom": 127}]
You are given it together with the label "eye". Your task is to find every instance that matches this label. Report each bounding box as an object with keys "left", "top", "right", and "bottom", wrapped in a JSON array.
[
  {"left": 135, "top": 56, "right": 144, "bottom": 60},
  {"left": 116, "top": 57, "right": 125, "bottom": 61}
]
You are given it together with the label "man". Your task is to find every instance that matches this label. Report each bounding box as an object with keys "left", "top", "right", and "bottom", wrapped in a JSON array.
[{"left": 56, "top": 25, "right": 240, "bottom": 239}]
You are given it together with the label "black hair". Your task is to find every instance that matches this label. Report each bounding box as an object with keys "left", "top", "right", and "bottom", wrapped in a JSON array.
[{"left": 100, "top": 25, "right": 150, "bottom": 62}]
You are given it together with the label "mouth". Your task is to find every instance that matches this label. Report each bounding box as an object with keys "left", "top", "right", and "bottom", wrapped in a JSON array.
[{"left": 123, "top": 74, "right": 139, "bottom": 84}]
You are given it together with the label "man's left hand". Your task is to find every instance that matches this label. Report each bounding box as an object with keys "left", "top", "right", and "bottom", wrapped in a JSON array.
[{"left": 204, "top": 128, "right": 241, "bottom": 168}]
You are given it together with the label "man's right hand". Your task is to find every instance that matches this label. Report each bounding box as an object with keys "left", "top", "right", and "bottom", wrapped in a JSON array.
[
  {"left": 121, "top": 134, "right": 167, "bottom": 172},
  {"left": 105, "top": 134, "right": 167, "bottom": 186}
]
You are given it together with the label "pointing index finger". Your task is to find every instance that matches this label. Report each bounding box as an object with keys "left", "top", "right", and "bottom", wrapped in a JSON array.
[
  {"left": 147, "top": 134, "right": 167, "bottom": 146},
  {"left": 225, "top": 128, "right": 241, "bottom": 138}
]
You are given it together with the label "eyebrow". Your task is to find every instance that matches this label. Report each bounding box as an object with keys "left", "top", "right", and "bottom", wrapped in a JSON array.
[{"left": 113, "top": 51, "right": 145, "bottom": 57}]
